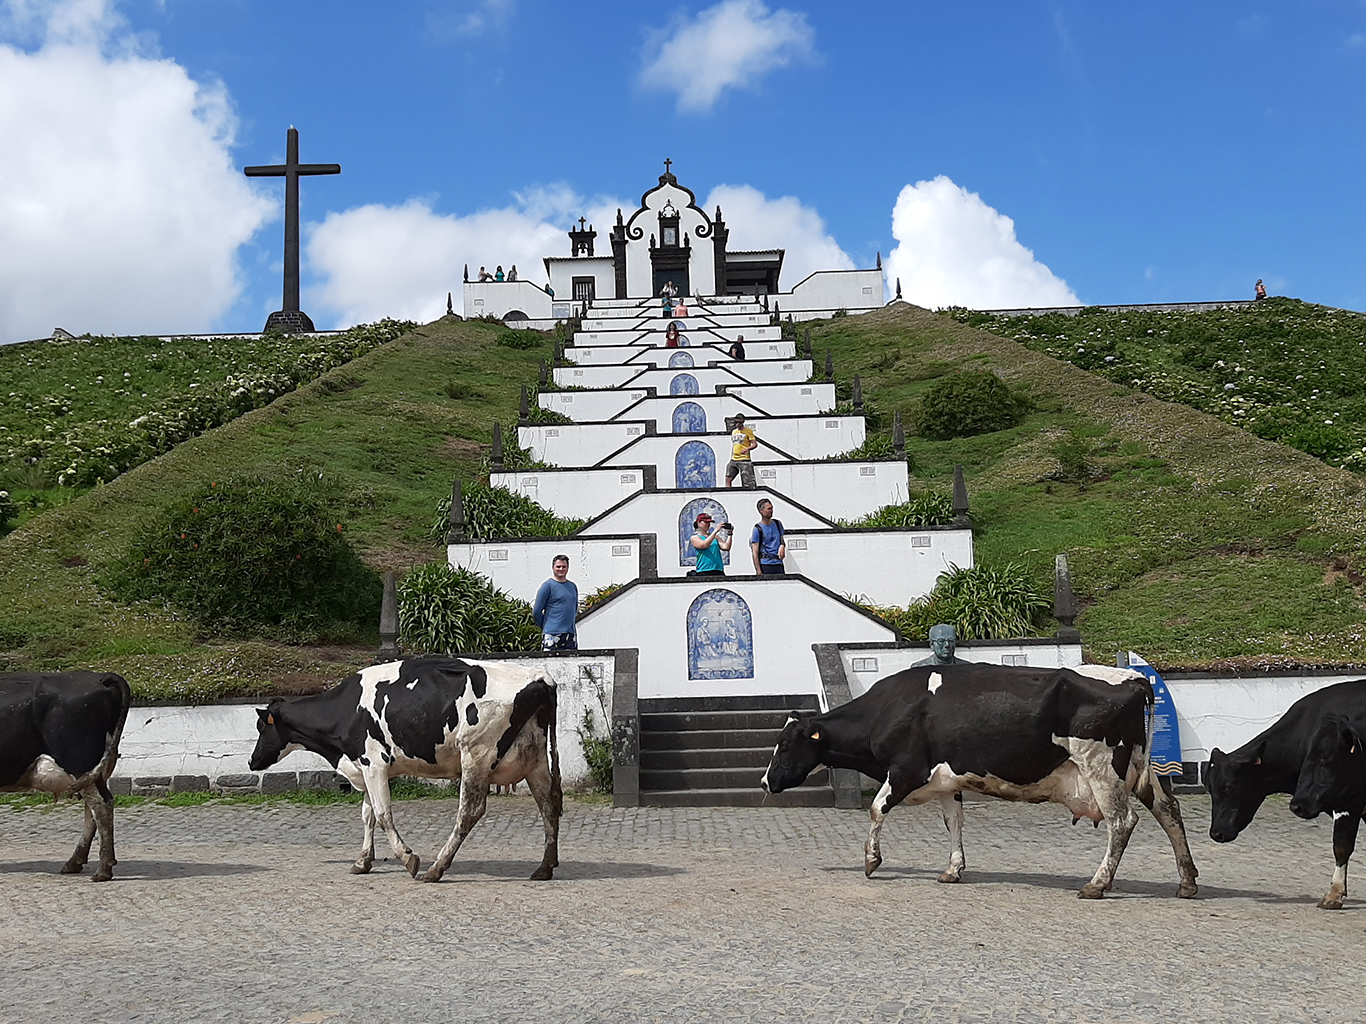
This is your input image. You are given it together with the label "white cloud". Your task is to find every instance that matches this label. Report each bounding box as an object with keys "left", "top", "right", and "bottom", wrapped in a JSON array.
[
  {"left": 305, "top": 189, "right": 628, "bottom": 326},
  {"left": 702, "top": 184, "right": 853, "bottom": 289},
  {"left": 883, "top": 176, "right": 1079, "bottom": 310},
  {"left": 428, "top": 0, "right": 515, "bottom": 39},
  {"left": 640, "top": 0, "right": 814, "bottom": 113},
  {"left": 0, "top": 0, "right": 273, "bottom": 343}
]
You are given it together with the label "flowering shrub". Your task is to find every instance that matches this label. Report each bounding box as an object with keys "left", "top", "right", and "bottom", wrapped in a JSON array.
[
  {"left": 101, "top": 475, "right": 381, "bottom": 637},
  {"left": 948, "top": 299, "right": 1366, "bottom": 468},
  {"left": 2, "top": 319, "right": 414, "bottom": 487},
  {"left": 0, "top": 489, "right": 17, "bottom": 532}
]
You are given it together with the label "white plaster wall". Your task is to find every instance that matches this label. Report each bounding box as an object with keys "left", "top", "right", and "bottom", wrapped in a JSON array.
[
  {"left": 721, "top": 382, "right": 834, "bottom": 416},
  {"left": 539, "top": 387, "right": 653, "bottom": 422},
  {"left": 781, "top": 270, "right": 884, "bottom": 314},
  {"left": 784, "top": 528, "right": 973, "bottom": 607},
  {"left": 607, "top": 394, "right": 771, "bottom": 433},
  {"left": 113, "top": 654, "right": 619, "bottom": 789},
  {"left": 490, "top": 467, "right": 647, "bottom": 520},
  {"left": 1162, "top": 675, "right": 1366, "bottom": 761},
  {"left": 731, "top": 415, "right": 865, "bottom": 459},
  {"left": 463, "top": 280, "right": 555, "bottom": 320},
  {"left": 578, "top": 488, "right": 832, "bottom": 570},
  {"left": 518, "top": 421, "right": 652, "bottom": 466},
  {"left": 622, "top": 182, "right": 716, "bottom": 297},
  {"left": 601, "top": 435, "right": 792, "bottom": 485},
  {"left": 564, "top": 341, "right": 796, "bottom": 365},
  {"left": 577, "top": 577, "right": 894, "bottom": 699},
  {"left": 752, "top": 461, "right": 910, "bottom": 522},
  {"left": 573, "top": 327, "right": 649, "bottom": 345},
  {"left": 448, "top": 537, "right": 646, "bottom": 604},
  {"left": 547, "top": 257, "right": 616, "bottom": 303},
  {"left": 837, "top": 642, "right": 1087, "bottom": 699}
]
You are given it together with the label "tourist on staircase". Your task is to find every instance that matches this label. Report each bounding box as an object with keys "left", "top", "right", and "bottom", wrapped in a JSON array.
[
  {"left": 665, "top": 322, "right": 682, "bottom": 347},
  {"left": 688, "top": 513, "right": 732, "bottom": 577},
  {"left": 751, "top": 499, "right": 786, "bottom": 576},
  {"left": 726, "top": 414, "right": 758, "bottom": 488},
  {"left": 533, "top": 554, "right": 579, "bottom": 650}
]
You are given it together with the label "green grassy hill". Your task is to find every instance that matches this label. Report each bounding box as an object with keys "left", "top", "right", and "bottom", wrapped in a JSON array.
[{"left": 3, "top": 304, "right": 1364, "bottom": 699}]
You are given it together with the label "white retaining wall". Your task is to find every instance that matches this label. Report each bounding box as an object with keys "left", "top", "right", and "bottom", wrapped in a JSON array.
[
  {"left": 577, "top": 577, "right": 894, "bottom": 699},
  {"left": 491, "top": 467, "right": 648, "bottom": 520},
  {"left": 565, "top": 342, "right": 796, "bottom": 365},
  {"left": 542, "top": 383, "right": 828, "bottom": 422},
  {"left": 115, "top": 652, "right": 624, "bottom": 789},
  {"left": 519, "top": 421, "right": 653, "bottom": 466},
  {"left": 555, "top": 359, "right": 811, "bottom": 388},
  {"left": 448, "top": 536, "right": 649, "bottom": 604},
  {"left": 783, "top": 270, "right": 884, "bottom": 316},
  {"left": 783, "top": 528, "right": 973, "bottom": 607},
  {"left": 463, "top": 280, "right": 555, "bottom": 320},
  {"left": 751, "top": 461, "right": 910, "bottom": 522},
  {"left": 832, "top": 641, "right": 1086, "bottom": 699},
  {"left": 600, "top": 435, "right": 792, "bottom": 485},
  {"left": 721, "top": 382, "right": 835, "bottom": 416},
  {"left": 540, "top": 387, "right": 653, "bottom": 422}
]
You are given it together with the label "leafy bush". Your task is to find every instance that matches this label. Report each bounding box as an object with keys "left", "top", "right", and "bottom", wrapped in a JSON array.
[
  {"left": 575, "top": 662, "right": 613, "bottom": 792},
  {"left": 865, "top": 562, "right": 1050, "bottom": 641},
  {"left": 431, "top": 483, "right": 584, "bottom": 543},
  {"left": 0, "top": 489, "right": 17, "bottom": 532},
  {"left": 843, "top": 493, "right": 954, "bottom": 528},
  {"left": 916, "top": 370, "right": 1030, "bottom": 441},
  {"left": 1050, "top": 431, "right": 1098, "bottom": 485},
  {"left": 496, "top": 330, "right": 542, "bottom": 350},
  {"left": 527, "top": 405, "right": 574, "bottom": 426},
  {"left": 580, "top": 582, "right": 625, "bottom": 612},
  {"left": 397, "top": 563, "right": 540, "bottom": 653},
  {"left": 103, "top": 475, "right": 380, "bottom": 636},
  {"left": 477, "top": 420, "right": 548, "bottom": 475},
  {"left": 444, "top": 380, "right": 485, "bottom": 400}
]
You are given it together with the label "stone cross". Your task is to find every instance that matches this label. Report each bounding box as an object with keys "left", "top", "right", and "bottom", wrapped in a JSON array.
[
  {"left": 244, "top": 126, "right": 340, "bottom": 333},
  {"left": 663, "top": 157, "right": 672, "bottom": 174}
]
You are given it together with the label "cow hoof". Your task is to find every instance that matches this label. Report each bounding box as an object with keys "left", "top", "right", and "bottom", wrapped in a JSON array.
[
  {"left": 60, "top": 860, "right": 85, "bottom": 875},
  {"left": 419, "top": 867, "right": 445, "bottom": 884},
  {"left": 1317, "top": 896, "right": 1344, "bottom": 911},
  {"left": 864, "top": 854, "right": 882, "bottom": 878},
  {"left": 937, "top": 871, "right": 961, "bottom": 884},
  {"left": 1177, "top": 882, "right": 1199, "bottom": 899},
  {"left": 402, "top": 853, "right": 421, "bottom": 878},
  {"left": 530, "top": 865, "right": 554, "bottom": 881},
  {"left": 91, "top": 868, "right": 113, "bottom": 883},
  {"left": 349, "top": 861, "right": 373, "bottom": 875},
  {"left": 1077, "top": 883, "right": 1106, "bottom": 900}
]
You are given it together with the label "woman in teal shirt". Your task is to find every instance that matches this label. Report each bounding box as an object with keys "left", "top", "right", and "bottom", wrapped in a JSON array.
[{"left": 690, "top": 512, "right": 732, "bottom": 575}]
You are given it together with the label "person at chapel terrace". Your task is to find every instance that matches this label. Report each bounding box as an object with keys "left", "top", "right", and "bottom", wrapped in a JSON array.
[
  {"left": 726, "top": 414, "right": 758, "bottom": 488},
  {"left": 750, "top": 498, "right": 786, "bottom": 575},
  {"left": 689, "top": 513, "right": 732, "bottom": 576},
  {"left": 532, "top": 554, "right": 579, "bottom": 650}
]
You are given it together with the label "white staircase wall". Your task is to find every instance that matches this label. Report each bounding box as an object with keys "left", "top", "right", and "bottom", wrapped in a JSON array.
[
  {"left": 781, "top": 528, "right": 972, "bottom": 607},
  {"left": 448, "top": 536, "right": 650, "bottom": 605},
  {"left": 565, "top": 341, "right": 797, "bottom": 365}
]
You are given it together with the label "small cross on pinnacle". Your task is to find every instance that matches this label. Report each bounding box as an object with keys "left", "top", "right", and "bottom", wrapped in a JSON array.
[
  {"left": 663, "top": 157, "right": 672, "bottom": 173},
  {"left": 578, "top": 216, "right": 587, "bottom": 230}
]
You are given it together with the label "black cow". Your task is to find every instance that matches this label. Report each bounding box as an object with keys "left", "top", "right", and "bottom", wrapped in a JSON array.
[
  {"left": 249, "top": 656, "right": 561, "bottom": 883},
  {"left": 1208, "top": 679, "right": 1366, "bottom": 909},
  {"left": 0, "top": 671, "right": 132, "bottom": 881},
  {"left": 761, "top": 663, "right": 1199, "bottom": 899}
]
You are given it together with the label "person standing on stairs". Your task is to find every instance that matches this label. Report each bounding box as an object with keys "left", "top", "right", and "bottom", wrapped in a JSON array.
[
  {"left": 533, "top": 554, "right": 579, "bottom": 650},
  {"left": 689, "top": 513, "right": 732, "bottom": 576},
  {"left": 726, "top": 414, "right": 758, "bottom": 488}
]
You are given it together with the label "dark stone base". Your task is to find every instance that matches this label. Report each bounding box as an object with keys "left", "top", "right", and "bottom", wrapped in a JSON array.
[{"left": 263, "top": 309, "right": 316, "bottom": 334}]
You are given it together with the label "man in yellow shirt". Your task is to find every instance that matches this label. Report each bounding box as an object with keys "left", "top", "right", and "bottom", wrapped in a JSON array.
[{"left": 726, "top": 414, "right": 758, "bottom": 488}]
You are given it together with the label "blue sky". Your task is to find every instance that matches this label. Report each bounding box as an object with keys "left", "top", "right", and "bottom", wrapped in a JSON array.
[{"left": 1, "top": 0, "right": 1364, "bottom": 340}]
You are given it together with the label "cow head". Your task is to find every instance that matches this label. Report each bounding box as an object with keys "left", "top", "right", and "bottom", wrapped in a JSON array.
[
  {"left": 760, "top": 711, "right": 826, "bottom": 794},
  {"left": 1206, "top": 743, "right": 1269, "bottom": 842},
  {"left": 1290, "top": 714, "right": 1364, "bottom": 820},
  {"left": 248, "top": 702, "right": 291, "bottom": 772}
]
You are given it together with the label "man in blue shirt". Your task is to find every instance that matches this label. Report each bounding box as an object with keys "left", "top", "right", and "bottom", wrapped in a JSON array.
[
  {"left": 750, "top": 498, "right": 786, "bottom": 575},
  {"left": 532, "top": 554, "right": 579, "bottom": 650}
]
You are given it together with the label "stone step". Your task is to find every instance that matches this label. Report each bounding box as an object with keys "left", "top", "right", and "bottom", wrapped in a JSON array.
[
  {"left": 640, "top": 746, "right": 777, "bottom": 770},
  {"left": 640, "top": 787, "right": 835, "bottom": 808},
  {"left": 640, "top": 709, "right": 800, "bottom": 732},
  {"left": 640, "top": 766, "right": 826, "bottom": 791},
  {"left": 639, "top": 727, "right": 781, "bottom": 751},
  {"left": 638, "top": 693, "right": 819, "bottom": 714}
]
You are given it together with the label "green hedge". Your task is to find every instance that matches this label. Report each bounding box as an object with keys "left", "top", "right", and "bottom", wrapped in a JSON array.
[{"left": 397, "top": 563, "right": 540, "bottom": 653}]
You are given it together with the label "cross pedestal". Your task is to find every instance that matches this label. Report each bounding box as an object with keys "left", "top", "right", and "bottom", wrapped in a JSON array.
[{"left": 244, "top": 127, "right": 340, "bottom": 334}]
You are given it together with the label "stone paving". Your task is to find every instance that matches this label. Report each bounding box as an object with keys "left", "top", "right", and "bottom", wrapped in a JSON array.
[{"left": 1, "top": 793, "right": 1363, "bottom": 1023}]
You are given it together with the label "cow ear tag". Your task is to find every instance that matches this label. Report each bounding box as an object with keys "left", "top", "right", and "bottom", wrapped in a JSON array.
[
  {"left": 1254, "top": 757, "right": 1261, "bottom": 765},
  {"left": 810, "top": 729, "right": 821, "bottom": 741},
  {"left": 267, "top": 714, "right": 275, "bottom": 725}
]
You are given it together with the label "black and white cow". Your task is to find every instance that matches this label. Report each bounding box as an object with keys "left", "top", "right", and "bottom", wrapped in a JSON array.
[
  {"left": 1208, "top": 678, "right": 1366, "bottom": 909},
  {"left": 0, "top": 671, "right": 133, "bottom": 881},
  {"left": 761, "top": 662, "right": 1199, "bottom": 899},
  {"left": 249, "top": 656, "right": 561, "bottom": 883}
]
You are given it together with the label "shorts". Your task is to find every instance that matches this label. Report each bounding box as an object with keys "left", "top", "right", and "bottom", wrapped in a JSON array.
[
  {"left": 758, "top": 562, "right": 786, "bottom": 575},
  {"left": 542, "top": 632, "right": 578, "bottom": 651},
  {"left": 725, "top": 460, "right": 755, "bottom": 486}
]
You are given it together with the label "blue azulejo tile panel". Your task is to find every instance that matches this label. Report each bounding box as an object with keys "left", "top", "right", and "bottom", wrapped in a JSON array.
[
  {"left": 669, "top": 373, "right": 700, "bottom": 396},
  {"left": 687, "top": 588, "right": 754, "bottom": 680},
  {"left": 675, "top": 440, "right": 716, "bottom": 488},
  {"left": 672, "top": 401, "right": 707, "bottom": 434},
  {"left": 668, "top": 350, "right": 695, "bottom": 368},
  {"left": 679, "top": 497, "right": 731, "bottom": 566}
]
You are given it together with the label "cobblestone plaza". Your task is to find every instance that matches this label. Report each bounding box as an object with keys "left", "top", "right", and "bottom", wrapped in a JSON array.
[{"left": 0, "top": 793, "right": 1361, "bottom": 1023}]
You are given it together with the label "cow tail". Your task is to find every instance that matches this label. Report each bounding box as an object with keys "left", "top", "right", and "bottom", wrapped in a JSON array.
[
  {"left": 99, "top": 673, "right": 134, "bottom": 781},
  {"left": 547, "top": 682, "right": 563, "bottom": 819}
]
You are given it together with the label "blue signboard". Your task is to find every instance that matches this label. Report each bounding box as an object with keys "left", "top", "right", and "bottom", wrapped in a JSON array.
[{"left": 1125, "top": 652, "right": 1184, "bottom": 776}]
